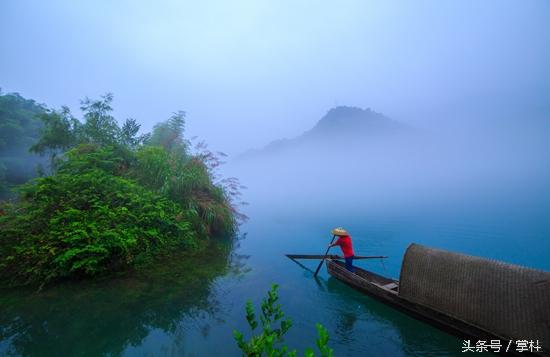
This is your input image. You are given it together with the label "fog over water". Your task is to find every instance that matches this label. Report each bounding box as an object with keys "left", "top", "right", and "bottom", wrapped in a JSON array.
[{"left": 227, "top": 106, "right": 550, "bottom": 221}]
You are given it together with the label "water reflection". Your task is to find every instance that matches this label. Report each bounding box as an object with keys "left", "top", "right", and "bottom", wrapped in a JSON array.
[
  {"left": 0, "top": 242, "right": 243, "bottom": 357},
  {"left": 324, "top": 277, "right": 492, "bottom": 356}
]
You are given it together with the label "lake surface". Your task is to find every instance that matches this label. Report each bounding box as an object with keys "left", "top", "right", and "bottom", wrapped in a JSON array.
[{"left": 1, "top": 194, "right": 549, "bottom": 356}]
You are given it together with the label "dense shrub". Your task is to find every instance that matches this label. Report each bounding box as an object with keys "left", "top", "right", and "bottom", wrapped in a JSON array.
[
  {"left": 131, "top": 146, "right": 236, "bottom": 238},
  {"left": 0, "top": 147, "right": 196, "bottom": 286}
]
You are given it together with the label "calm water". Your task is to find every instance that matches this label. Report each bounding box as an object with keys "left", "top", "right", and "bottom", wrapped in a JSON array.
[{"left": 1, "top": 195, "right": 549, "bottom": 356}]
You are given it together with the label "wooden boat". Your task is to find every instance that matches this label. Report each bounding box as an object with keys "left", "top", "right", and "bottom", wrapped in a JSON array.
[{"left": 325, "top": 244, "right": 550, "bottom": 356}]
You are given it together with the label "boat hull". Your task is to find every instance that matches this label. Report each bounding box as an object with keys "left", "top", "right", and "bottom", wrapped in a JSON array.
[{"left": 326, "top": 259, "right": 545, "bottom": 356}]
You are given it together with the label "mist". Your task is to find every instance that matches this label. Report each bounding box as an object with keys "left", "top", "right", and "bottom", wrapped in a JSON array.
[
  {"left": 2, "top": 0, "right": 549, "bottom": 155},
  {"left": 225, "top": 106, "right": 550, "bottom": 222}
]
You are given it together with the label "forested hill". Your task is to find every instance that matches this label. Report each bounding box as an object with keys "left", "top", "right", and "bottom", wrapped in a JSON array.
[
  {"left": 303, "top": 106, "right": 403, "bottom": 139},
  {"left": 0, "top": 92, "right": 47, "bottom": 198},
  {"left": 238, "top": 106, "right": 408, "bottom": 159}
]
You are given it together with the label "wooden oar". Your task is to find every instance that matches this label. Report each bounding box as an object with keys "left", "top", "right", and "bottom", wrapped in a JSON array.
[
  {"left": 313, "top": 235, "right": 336, "bottom": 277},
  {"left": 287, "top": 256, "right": 315, "bottom": 273},
  {"left": 286, "top": 254, "right": 388, "bottom": 260}
]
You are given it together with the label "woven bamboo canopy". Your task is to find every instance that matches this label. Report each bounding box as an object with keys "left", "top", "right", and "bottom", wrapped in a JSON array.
[{"left": 399, "top": 244, "right": 550, "bottom": 353}]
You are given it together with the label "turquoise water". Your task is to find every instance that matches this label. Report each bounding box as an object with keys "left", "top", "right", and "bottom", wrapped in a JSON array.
[{"left": 1, "top": 194, "right": 549, "bottom": 356}]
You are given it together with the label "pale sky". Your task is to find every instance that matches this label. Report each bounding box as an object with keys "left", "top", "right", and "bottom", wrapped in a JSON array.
[{"left": 1, "top": 0, "right": 549, "bottom": 155}]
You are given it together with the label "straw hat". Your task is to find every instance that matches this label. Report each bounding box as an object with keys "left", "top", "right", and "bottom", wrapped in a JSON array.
[{"left": 331, "top": 227, "right": 349, "bottom": 236}]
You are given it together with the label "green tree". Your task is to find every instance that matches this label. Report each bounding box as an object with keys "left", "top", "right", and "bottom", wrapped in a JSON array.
[
  {"left": 80, "top": 93, "right": 121, "bottom": 146},
  {"left": 30, "top": 106, "right": 81, "bottom": 165},
  {"left": 147, "top": 111, "right": 189, "bottom": 157},
  {"left": 120, "top": 118, "right": 149, "bottom": 149},
  {"left": 0, "top": 91, "right": 47, "bottom": 198},
  {"left": 0, "top": 92, "right": 44, "bottom": 152}
]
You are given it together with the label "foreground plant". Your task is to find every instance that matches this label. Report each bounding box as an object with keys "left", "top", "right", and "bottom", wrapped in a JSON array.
[{"left": 233, "top": 284, "right": 334, "bottom": 357}]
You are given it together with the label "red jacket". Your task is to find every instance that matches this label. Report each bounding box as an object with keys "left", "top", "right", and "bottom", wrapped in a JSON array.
[{"left": 334, "top": 235, "right": 354, "bottom": 258}]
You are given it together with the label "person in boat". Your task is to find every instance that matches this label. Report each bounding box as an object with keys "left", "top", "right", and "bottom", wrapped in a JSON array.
[{"left": 329, "top": 227, "right": 355, "bottom": 272}]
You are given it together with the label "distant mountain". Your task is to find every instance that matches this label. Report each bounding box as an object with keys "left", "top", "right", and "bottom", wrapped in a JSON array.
[
  {"left": 237, "top": 106, "right": 408, "bottom": 160},
  {"left": 303, "top": 106, "right": 403, "bottom": 138}
]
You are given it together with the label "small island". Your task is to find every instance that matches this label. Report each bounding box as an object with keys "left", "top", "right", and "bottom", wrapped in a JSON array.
[{"left": 0, "top": 92, "right": 239, "bottom": 288}]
